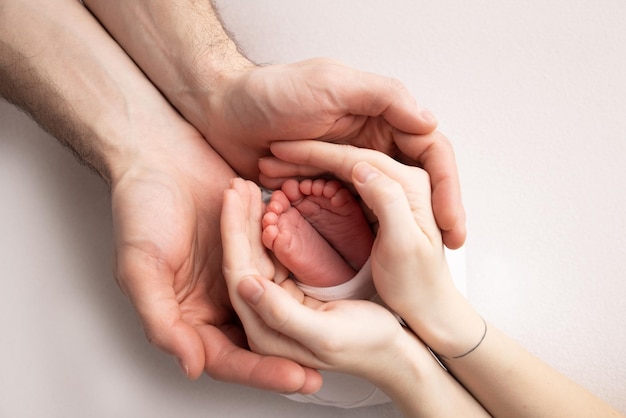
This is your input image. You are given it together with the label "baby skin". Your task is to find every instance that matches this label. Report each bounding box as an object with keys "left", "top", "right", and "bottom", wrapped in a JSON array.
[{"left": 262, "top": 179, "right": 374, "bottom": 288}]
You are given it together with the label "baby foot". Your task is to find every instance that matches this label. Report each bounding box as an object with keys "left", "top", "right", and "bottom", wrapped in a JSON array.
[
  {"left": 262, "top": 179, "right": 374, "bottom": 288},
  {"left": 282, "top": 179, "right": 374, "bottom": 271}
]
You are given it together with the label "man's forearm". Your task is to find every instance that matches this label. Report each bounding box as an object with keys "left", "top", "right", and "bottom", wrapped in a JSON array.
[
  {"left": 0, "top": 0, "right": 179, "bottom": 183},
  {"left": 83, "top": 0, "right": 253, "bottom": 134}
]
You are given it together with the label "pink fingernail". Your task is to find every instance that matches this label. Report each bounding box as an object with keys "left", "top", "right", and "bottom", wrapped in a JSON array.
[
  {"left": 353, "top": 162, "right": 379, "bottom": 184},
  {"left": 239, "top": 277, "right": 265, "bottom": 305},
  {"left": 420, "top": 108, "right": 437, "bottom": 124}
]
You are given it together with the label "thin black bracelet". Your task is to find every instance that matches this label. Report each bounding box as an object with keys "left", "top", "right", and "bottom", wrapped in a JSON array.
[{"left": 451, "top": 316, "right": 488, "bottom": 359}]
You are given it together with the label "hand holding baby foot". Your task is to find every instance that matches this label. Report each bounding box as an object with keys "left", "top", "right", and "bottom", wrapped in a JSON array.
[
  {"left": 220, "top": 178, "right": 323, "bottom": 394},
  {"left": 262, "top": 179, "right": 374, "bottom": 289},
  {"left": 260, "top": 129, "right": 466, "bottom": 250},
  {"left": 270, "top": 142, "right": 482, "bottom": 356},
  {"left": 221, "top": 182, "right": 412, "bottom": 378}
]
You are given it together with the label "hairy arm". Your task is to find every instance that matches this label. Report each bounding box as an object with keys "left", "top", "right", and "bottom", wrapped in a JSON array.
[
  {"left": 81, "top": 0, "right": 253, "bottom": 132},
  {"left": 0, "top": 0, "right": 223, "bottom": 375},
  {"left": 0, "top": 0, "right": 319, "bottom": 392},
  {"left": 0, "top": 0, "right": 140, "bottom": 181},
  {"left": 82, "top": 0, "right": 467, "bottom": 249}
]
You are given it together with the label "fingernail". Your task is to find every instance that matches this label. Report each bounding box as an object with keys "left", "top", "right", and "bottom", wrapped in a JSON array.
[
  {"left": 176, "top": 357, "right": 190, "bottom": 378},
  {"left": 353, "top": 162, "right": 379, "bottom": 184},
  {"left": 239, "top": 276, "right": 265, "bottom": 305},
  {"left": 420, "top": 108, "right": 437, "bottom": 124}
]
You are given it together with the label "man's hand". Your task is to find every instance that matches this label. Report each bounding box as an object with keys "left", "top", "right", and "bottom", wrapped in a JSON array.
[
  {"left": 200, "top": 58, "right": 437, "bottom": 179},
  {"left": 110, "top": 127, "right": 321, "bottom": 393},
  {"left": 201, "top": 58, "right": 465, "bottom": 248},
  {"left": 1, "top": 0, "right": 321, "bottom": 394},
  {"left": 81, "top": 1, "right": 466, "bottom": 249}
]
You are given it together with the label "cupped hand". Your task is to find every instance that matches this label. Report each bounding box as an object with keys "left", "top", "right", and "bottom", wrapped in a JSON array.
[
  {"left": 258, "top": 141, "right": 454, "bottom": 322},
  {"left": 202, "top": 58, "right": 437, "bottom": 179},
  {"left": 203, "top": 58, "right": 465, "bottom": 248},
  {"left": 221, "top": 178, "right": 409, "bottom": 381},
  {"left": 109, "top": 124, "right": 319, "bottom": 393}
]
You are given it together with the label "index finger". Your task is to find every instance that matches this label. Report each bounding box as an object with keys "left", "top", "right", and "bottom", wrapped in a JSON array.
[
  {"left": 269, "top": 140, "right": 467, "bottom": 249},
  {"left": 269, "top": 141, "right": 402, "bottom": 184}
]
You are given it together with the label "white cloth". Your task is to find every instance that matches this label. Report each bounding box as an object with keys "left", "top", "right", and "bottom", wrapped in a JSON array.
[
  {"left": 294, "top": 258, "right": 377, "bottom": 301},
  {"left": 284, "top": 371, "right": 390, "bottom": 408}
]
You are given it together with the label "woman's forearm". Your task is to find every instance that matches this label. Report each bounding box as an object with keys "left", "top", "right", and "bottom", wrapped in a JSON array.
[
  {"left": 371, "top": 331, "right": 490, "bottom": 418},
  {"left": 401, "top": 292, "right": 623, "bottom": 417},
  {"left": 440, "top": 323, "right": 623, "bottom": 418}
]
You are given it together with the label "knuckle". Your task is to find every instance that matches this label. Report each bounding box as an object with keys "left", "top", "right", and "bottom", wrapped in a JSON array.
[
  {"left": 316, "top": 333, "right": 345, "bottom": 355},
  {"left": 387, "top": 76, "right": 408, "bottom": 94},
  {"left": 376, "top": 179, "right": 406, "bottom": 205},
  {"left": 264, "top": 302, "right": 293, "bottom": 330}
]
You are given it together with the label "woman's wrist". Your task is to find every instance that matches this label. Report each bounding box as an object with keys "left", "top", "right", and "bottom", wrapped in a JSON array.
[
  {"left": 371, "top": 328, "right": 490, "bottom": 417},
  {"left": 362, "top": 328, "right": 433, "bottom": 393},
  {"left": 397, "top": 279, "right": 487, "bottom": 360},
  {"left": 375, "top": 252, "right": 487, "bottom": 359}
]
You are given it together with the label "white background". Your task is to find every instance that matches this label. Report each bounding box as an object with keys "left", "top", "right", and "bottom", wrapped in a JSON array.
[{"left": 1, "top": 1, "right": 625, "bottom": 416}]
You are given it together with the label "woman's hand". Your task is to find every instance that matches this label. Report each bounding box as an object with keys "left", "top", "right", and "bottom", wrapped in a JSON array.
[
  {"left": 221, "top": 177, "right": 491, "bottom": 418},
  {"left": 260, "top": 141, "right": 484, "bottom": 356},
  {"left": 221, "top": 178, "right": 413, "bottom": 381}
]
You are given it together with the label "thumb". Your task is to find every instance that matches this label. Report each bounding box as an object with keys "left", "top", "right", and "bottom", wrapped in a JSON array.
[
  {"left": 115, "top": 250, "right": 205, "bottom": 380},
  {"left": 237, "top": 276, "right": 323, "bottom": 344},
  {"left": 135, "top": 295, "right": 206, "bottom": 380},
  {"left": 236, "top": 276, "right": 334, "bottom": 371},
  {"left": 351, "top": 162, "right": 420, "bottom": 249}
]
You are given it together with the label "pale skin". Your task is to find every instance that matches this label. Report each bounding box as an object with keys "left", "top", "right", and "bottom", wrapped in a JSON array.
[
  {"left": 222, "top": 141, "right": 625, "bottom": 417},
  {"left": 262, "top": 178, "right": 374, "bottom": 288},
  {"left": 2, "top": 0, "right": 465, "bottom": 394},
  {"left": 222, "top": 177, "right": 489, "bottom": 417}
]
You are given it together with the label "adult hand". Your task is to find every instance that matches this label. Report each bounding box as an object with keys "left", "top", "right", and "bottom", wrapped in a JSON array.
[
  {"left": 80, "top": 4, "right": 465, "bottom": 248},
  {"left": 258, "top": 141, "right": 483, "bottom": 356},
  {"left": 110, "top": 125, "right": 321, "bottom": 394},
  {"left": 202, "top": 59, "right": 464, "bottom": 249},
  {"left": 221, "top": 178, "right": 413, "bottom": 382},
  {"left": 217, "top": 60, "right": 465, "bottom": 248},
  {"left": 220, "top": 176, "right": 490, "bottom": 418},
  {"left": 201, "top": 58, "right": 436, "bottom": 180},
  {"left": 3, "top": 0, "right": 317, "bottom": 395},
  {"left": 259, "top": 141, "right": 443, "bottom": 313}
]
